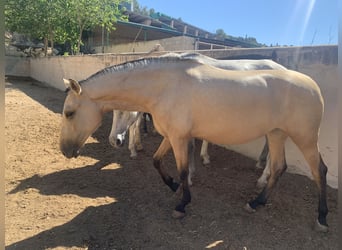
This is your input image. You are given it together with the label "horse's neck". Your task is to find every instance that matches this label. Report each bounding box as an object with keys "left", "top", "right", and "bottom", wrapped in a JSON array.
[{"left": 83, "top": 69, "right": 161, "bottom": 113}]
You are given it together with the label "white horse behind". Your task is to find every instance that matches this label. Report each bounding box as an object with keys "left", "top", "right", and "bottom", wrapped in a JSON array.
[{"left": 109, "top": 110, "right": 143, "bottom": 158}]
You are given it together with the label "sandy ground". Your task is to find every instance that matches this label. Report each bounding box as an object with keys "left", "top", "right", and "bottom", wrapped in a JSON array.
[{"left": 5, "top": 78, "right": 338, "bottom": 249}]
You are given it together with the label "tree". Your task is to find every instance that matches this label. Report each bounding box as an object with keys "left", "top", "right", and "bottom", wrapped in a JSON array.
[
  {"left": 5, "top": 0, "right": 65, "bottom": 55},
  {"left": 66, "top": 0, "right": 128, "bottom": 54},
  {"left": 215, "top": 28, "right": 264, "bottom": 47},
  {"left": 132, "top": 0, "right": 151, "bottom": 16},
  {"left": 215, "top": 29, "right": 227, "bottom": 40},
  {"left": 5, "top": 0, "right": 128, "bottom": 55}
]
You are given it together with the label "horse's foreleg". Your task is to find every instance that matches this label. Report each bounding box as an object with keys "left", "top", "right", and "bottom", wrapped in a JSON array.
[
  {"left": 256, "top": 136, "right": 269, "bottom": 169},
  {"left": 170, "top": 138, "right": 192, "bottom": 218},
  {"left": 108, "top": 111, "right": 118, "bottom": 148},
  {"left": 128, "top": 125, "right": 137, "bottom": 158},
  {"left": 134, "top": 115, "right": 143, "bottom": 151},
  {"left": 200, "top": 140, "right": 210, "bottom": 165},
  {"left": 142, "top": 113, "right": 149, "bottom": 134},
  {"left": 153, "top": 138, "right": 179, "bottom": 192},
  {"left": 148, "top": 113, "right": 157, "bottom": 134}
]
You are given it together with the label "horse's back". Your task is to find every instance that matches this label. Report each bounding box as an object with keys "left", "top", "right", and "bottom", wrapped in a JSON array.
[
  {"left": 182, "top": 67, "right": 324, "bottom": 144},
  {"left": 179, "top": 52, "right": 286, "bottom": 70}
]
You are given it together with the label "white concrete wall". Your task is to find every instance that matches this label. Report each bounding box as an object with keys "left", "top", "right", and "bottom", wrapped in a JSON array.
[
  {"left": 29, "top": 54, "right": 154, "bottom": 90},
  {"left": 5, "top": 56, "right": 30, "bottom": 77},
  {"left": 5, "top": 46, "right": 338, "bottom": 188},
  {"left": 93, "top": 36, "right": 195, "bottom": 54}
]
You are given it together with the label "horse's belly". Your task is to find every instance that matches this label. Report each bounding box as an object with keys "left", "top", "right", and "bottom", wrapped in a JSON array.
[
  {"left": 192, "top": 109, "right": 273, "bottom": 145},
  {"left": 195, "top": 124, "right": 266, "bottom": 145}
]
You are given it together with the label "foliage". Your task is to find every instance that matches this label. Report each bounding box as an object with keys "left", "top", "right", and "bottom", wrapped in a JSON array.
[
  {"left": 131, "top": 0, "right": 155, "bottom": 16},
  {"left": 5, "top": 0, "right": 128, "bottom": 55},
  {"left": 215, "top": 29, "right": 265, "bottom": 47},
  {"left": 66, "top": 0, "right": 128, "bottom": 53},
  {"left": 5, "top": 0, "right": 65, "bottom": 53}
]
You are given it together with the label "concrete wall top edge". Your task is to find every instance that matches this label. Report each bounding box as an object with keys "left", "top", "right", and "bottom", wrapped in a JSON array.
[{"left": 23, "top": 44, "right": 337, "bottom": 66}]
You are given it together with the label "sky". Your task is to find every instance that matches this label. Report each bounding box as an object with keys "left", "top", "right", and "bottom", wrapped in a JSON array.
[{"left": 136, "top": 0, "right": 338, "bottom": 46}]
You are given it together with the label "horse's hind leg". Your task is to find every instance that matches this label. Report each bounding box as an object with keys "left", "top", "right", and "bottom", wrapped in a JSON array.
[
  {"left": 256, "top": 136, "right": 269, "bottom": 169},
  {"left": 246, "top": 129, "right": 288, "bottom": 211},
  {"left": 315, "top": 155, "right": 328, "bottom": 232},
  {"left": 188, "top": 138, "right": 196, "bottom": 186},
  {"left": 256, "top": 153, "right": 270, "bottom": 189},
  {"left": 142, "top": 113, "right": 147, "bottom": 134},
  {"left": 291, "top": 137, "right": 328, "bottom": 232}
]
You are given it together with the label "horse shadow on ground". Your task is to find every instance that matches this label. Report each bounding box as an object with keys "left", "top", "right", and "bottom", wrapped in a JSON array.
[
  {"left": 6, "top": 131, "right": 260, "bottom": 250},
  {"left": 6, "top": 167, "right": 172, "bottom": 249},
  {"left": 6, "top": 140, "right": 339, "bottom": 249},
  {"left": 6, "top": 146, "right": 174, "bottom": 249},
  {"left": 5, "top": 143, "right": 235, "bottom": 249}
]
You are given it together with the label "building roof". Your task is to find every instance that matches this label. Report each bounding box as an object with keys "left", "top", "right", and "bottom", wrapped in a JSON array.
[{"left": 119, "top": 10, "right": 261, "bottom": 48}]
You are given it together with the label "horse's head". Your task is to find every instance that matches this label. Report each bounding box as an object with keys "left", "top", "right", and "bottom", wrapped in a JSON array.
[
  {"left": 109, "top": 110, "right": 140, "bottom": 148},
  {"left": 60, "top": 78, "right": 103, "bottom": 158}
]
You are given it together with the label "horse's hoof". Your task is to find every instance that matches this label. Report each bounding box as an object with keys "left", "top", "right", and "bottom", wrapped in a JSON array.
[
  {"left": 244, "top": 203, "right": 256, "bottom": 213},
  {"left": 314, "top": 219, "right": 329, "bottom": 233},
  {"left": 202, "top": 158, "right": 210, "bottom": 165},
  {"left": 256, "top": 179, "right": 267, "bottom": 189},
  {"left": 172, "top": 210, "right": 186, "bottom": 219},
  {"left": 130, "top": 154, "right": 138, "bottom": 159},
  {"left": 255, "top": 161, "right": 265, "bottom": 169}
]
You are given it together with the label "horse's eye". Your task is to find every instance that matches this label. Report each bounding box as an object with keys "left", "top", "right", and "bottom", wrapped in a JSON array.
[{"left": 65, "top": 111, "right": 75, "bottom": 119}]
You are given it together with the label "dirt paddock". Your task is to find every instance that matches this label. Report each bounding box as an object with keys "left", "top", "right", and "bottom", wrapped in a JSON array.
[{"left": 5, "top": 78, "right": 338, "bottom": 249}]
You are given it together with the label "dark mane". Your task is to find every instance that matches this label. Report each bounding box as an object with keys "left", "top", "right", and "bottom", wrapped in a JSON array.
[{"left": 80, "top": 55, "right": 198, "bottom": 84}]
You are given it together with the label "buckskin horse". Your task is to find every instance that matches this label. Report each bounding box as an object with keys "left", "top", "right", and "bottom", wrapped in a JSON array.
[
  {"left": 108, "top": 52, "right": 286, "bottom": 185},
  {"left": 59, "top": 55, "right": 328, "bottom": 232}
]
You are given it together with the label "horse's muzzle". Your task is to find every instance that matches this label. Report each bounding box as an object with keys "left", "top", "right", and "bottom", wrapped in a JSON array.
[
  {"left": 60, "top": 143, "right": 80, "bottom": 158},
  {"left": 62, "top": 149, "right": 80, "bottom": 159},
  {"left": 116, "top": 132, "right": 126, "bottom": 147},
  {"left": 116, "top": 138, "right": 125, "bottom": 147},
  {"left": 109, "top": 136, "right": 125, "bottom": 148}
]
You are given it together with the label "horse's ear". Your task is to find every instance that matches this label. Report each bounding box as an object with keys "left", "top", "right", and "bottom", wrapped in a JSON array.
[{"left": 63, "top": 78, "right": 82, "bottom": 95}]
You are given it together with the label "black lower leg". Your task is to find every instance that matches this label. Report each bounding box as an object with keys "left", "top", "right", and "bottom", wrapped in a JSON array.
[
  {"left": 175, "top": 188, "right": 191, "bottom": 213},
  {"left": 249, "top": 188, "right": 268, "bottom": 209},
  {"left": 153, "top": 159, "right": 179, "bottom": 192},
  {"left": 143, "top": 113, "right": 148, "bottom": 133},
  {"left": 175, "top": 170, "right": 191, "bottom": 213},
  {"left": 318, "top": 155, "right": 328, "bottom": 226},
  {"left": 250, "top": 161, "right": 287, "bottom": 209}
]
